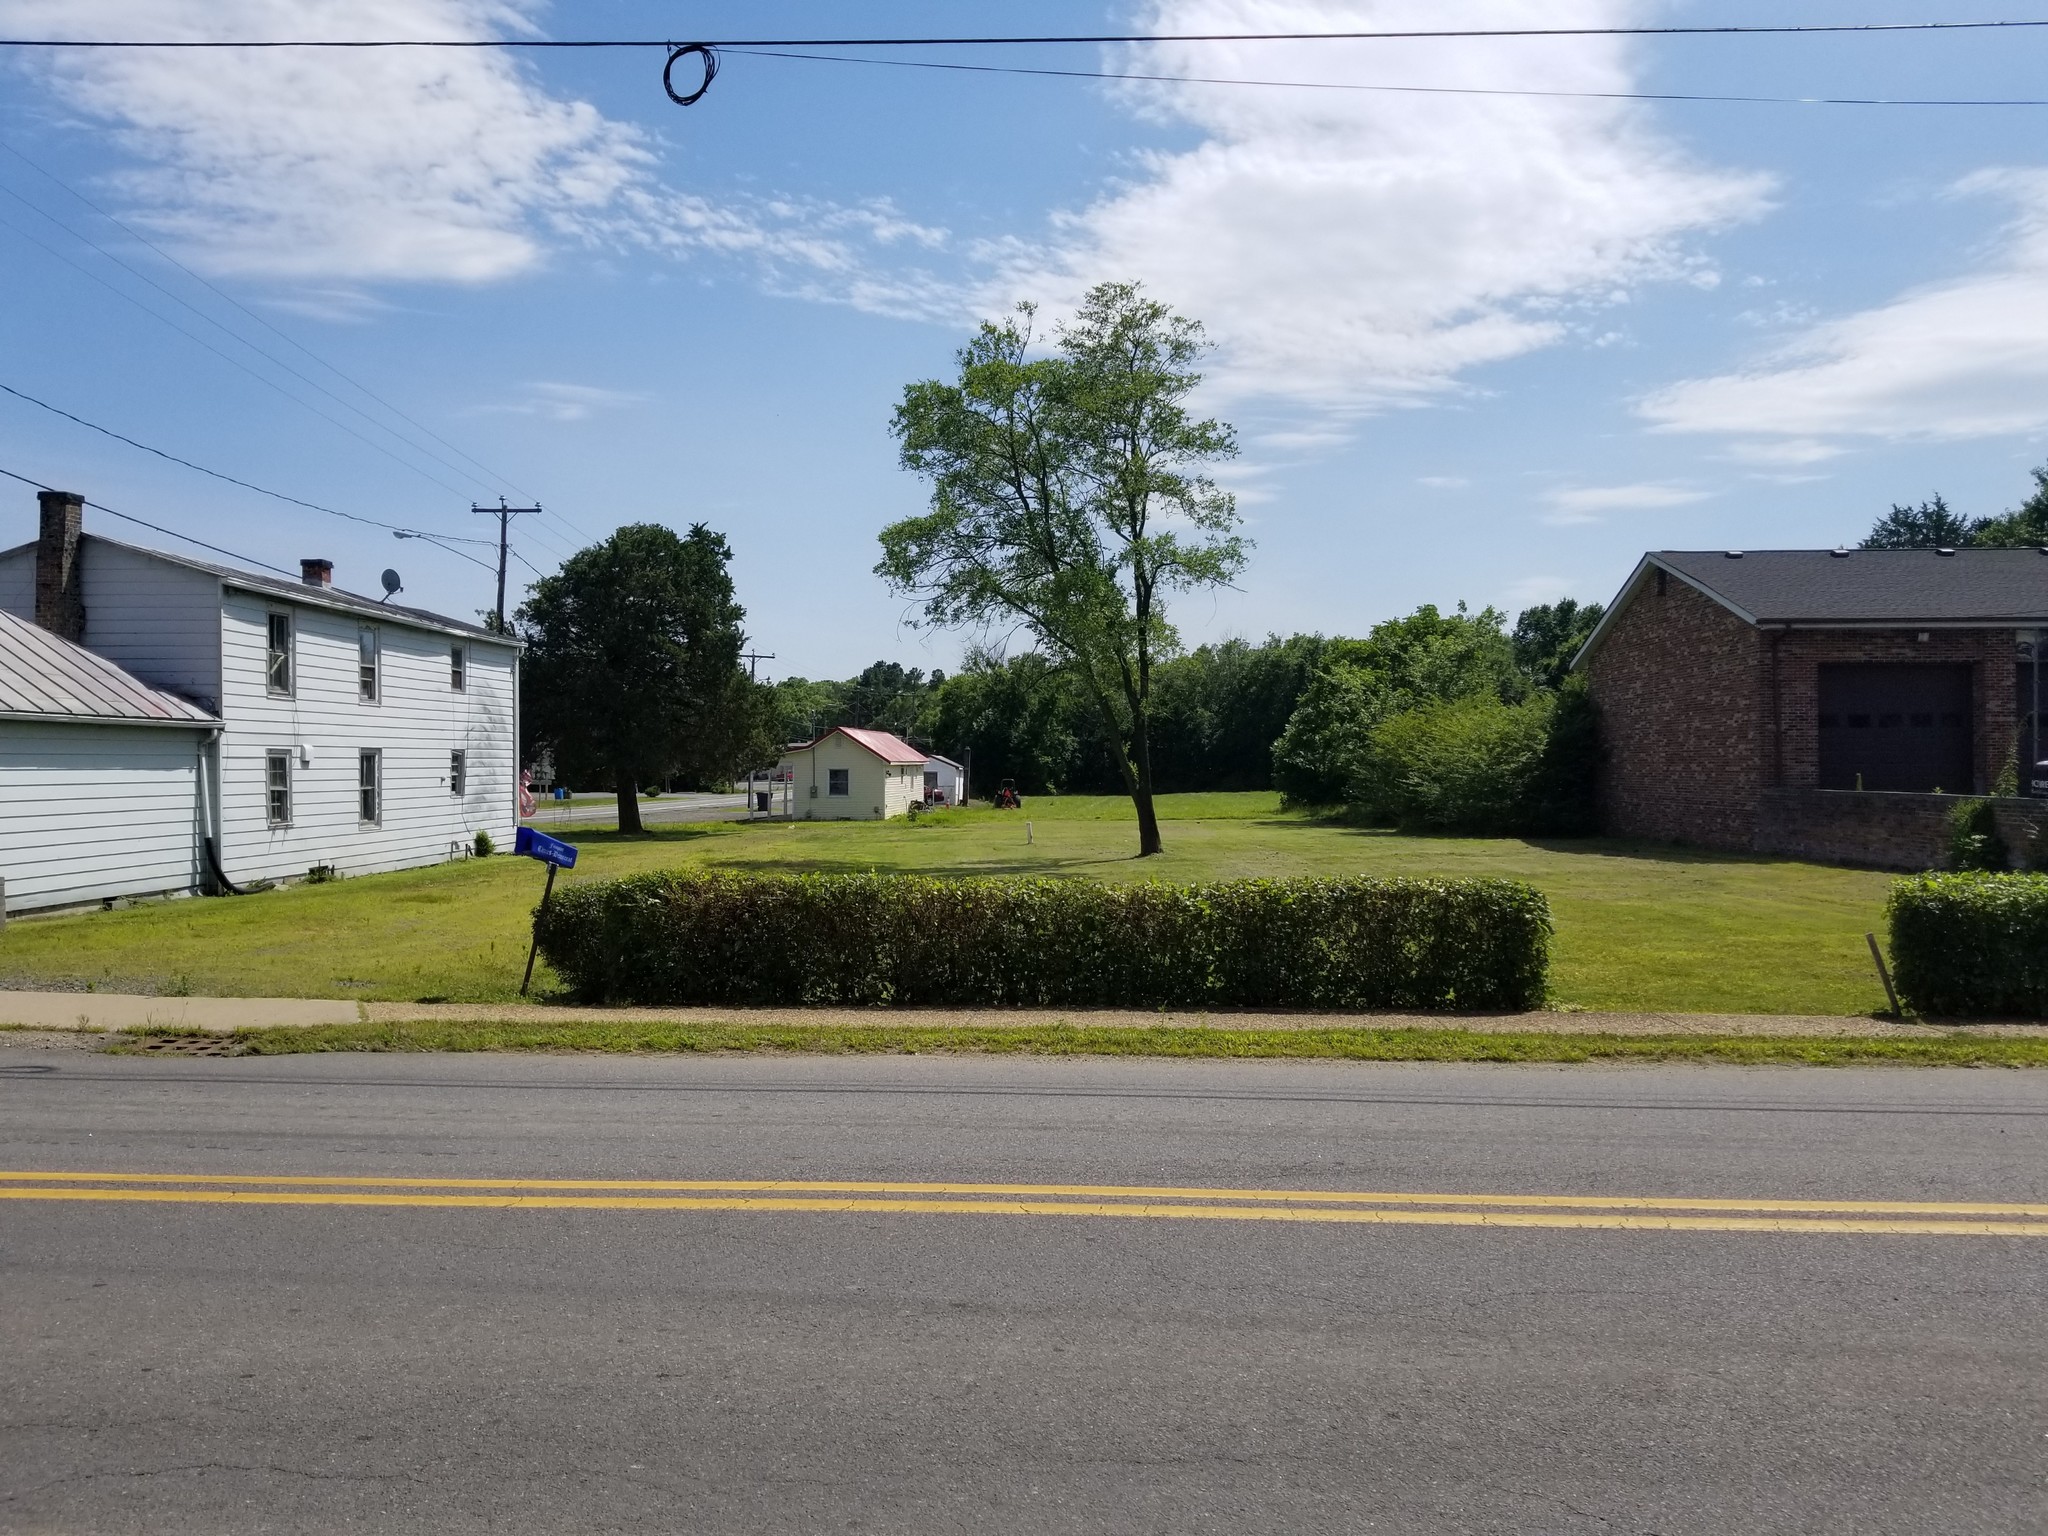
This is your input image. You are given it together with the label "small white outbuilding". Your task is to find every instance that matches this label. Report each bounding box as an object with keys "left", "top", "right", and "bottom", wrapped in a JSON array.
[
  {"left": 922, "top": 753, "right": 965, "bottom": 807},
  {"left": 775, "top": 727, "right": 927, "bottom": 820}
]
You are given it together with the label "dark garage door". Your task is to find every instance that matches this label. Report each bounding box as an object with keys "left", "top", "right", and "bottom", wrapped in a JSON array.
[{"left": 1817, "top": 664, "right": 1973, "bottom": 793}]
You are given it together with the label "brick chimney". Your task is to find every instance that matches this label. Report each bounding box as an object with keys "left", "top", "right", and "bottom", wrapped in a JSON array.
[
  {"left": 300, "top": 558, "right": 334, "bottom": 588},
  {"left": 34, "top": 490, "right": 85, "bottom": 643}
]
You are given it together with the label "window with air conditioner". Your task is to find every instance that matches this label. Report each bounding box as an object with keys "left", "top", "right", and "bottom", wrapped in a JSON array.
[{"left": 450, "top": 749, "right": 466, "bottom": 797}]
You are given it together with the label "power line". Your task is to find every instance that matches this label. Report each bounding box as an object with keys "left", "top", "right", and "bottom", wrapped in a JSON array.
[
  {"left": 0, "top": 171, "right": 510, "bottom": 504},
  {"left": 0, "top": 202, "right": 473, "bottom": 502},
  {"left": 0, "top": 382, "right": 499, "bottom": 574},
  {"left": 729, "top": 46, "right": 2048, "bottom": 106},
  {"left": 0, "top": 138, "right": 545, "bottom": 507},
  {"left": 5, "top": 21, "right": 2048, "bottom": 46},
  {"left": 0, "top": 463, "right": 299, "bottom": 577}
]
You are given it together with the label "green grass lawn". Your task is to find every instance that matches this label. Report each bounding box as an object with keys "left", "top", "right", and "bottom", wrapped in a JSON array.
[{"left": 0, "top": 794, "right": 1900, "bottom": 1015}]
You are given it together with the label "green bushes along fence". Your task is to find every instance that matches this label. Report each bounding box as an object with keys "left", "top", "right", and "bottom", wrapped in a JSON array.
[
  {"left": 1887, "top": 871, "right": 2048, "bottom": 1016},
  {"left": 533, "top": 872, "right": 1552, "bottom": 1011}
]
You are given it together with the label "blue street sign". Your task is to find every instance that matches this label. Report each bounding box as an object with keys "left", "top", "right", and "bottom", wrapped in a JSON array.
[{"left": 513, "top": 826, "right": 579, "bottom": 868}]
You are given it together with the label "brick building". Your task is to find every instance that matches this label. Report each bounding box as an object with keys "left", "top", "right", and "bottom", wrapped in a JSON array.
[{"left": 1576, "top": 548, "right": 2048, "bottom": 868}]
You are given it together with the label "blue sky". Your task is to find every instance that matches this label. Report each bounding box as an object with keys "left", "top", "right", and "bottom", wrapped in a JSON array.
[{"left": 4, "top": 1, "right": 2048, "bottom": 679}]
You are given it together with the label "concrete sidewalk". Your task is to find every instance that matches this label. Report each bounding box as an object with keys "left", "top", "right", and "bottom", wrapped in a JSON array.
[{"left": 3, "top": 988, "right": 2041, "bottom": 1037}]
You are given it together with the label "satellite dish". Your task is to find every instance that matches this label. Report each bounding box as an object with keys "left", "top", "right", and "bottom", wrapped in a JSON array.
[{"left": 380, "top": 568, "right": 403, "bottom": 600}]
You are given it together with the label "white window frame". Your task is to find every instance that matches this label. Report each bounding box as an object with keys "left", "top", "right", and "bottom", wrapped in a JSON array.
[
  {"left": 827, "top": 767, "right": 850, "bottom": 797},
  {"left": 358, "top": 748, "right": 381, "bottom": 825},
  {"left": 358, "top": 626, "right": 380, "bottom": 704},
  {"left": 265, "top": 612, "right": 293, "bottom": 696},
  {"left": 450, "top": 749, "right": 466, "bottom": 797},
  {"left": 450, "top": 644, "right": 466, "bottom": 692},
  {"left": 265, "top": 749, "right": 292, "bottom": 827}
]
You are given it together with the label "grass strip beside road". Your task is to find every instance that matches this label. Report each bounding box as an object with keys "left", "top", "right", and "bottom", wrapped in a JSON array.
[{"left": 119, "top": 1020, "right": 2048, "bottom": 1066}]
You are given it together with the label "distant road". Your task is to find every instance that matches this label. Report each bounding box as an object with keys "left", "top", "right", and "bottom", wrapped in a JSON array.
[
  {"left": 520, "top": 790, "right": 748, "bottom": 829},
  {"left": 3, "top": 1054, "right": 2044, "bottom": 1533}
]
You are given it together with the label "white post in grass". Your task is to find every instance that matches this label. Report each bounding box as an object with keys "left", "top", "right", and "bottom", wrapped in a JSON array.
[{"left": 1026, "top": 820, "right": 1034, "bottom": 845}]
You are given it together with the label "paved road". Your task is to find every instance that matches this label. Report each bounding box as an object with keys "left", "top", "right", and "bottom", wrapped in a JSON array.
[
  {"left": 3, "top": 1052, "right": 2044, "bottom": 1534},
  {"left": 520, "top": 790, "right": 749, "bottom": 829}
]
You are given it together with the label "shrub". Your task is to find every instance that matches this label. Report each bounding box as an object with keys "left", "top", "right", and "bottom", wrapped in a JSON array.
[
  {"left": 1359, "top": 694, "right": 1555, "bottom": 835},
  {"left": 473, "top": 829, "right": 495, "bottom": 858},
  {"left": 1946, "top": 797, "right": 2007, "bottom": 871},
  {"left": 1887, "top": 872, "right": 2048, "bottom": 1016},
  {"left": 534, "top": 872, "right": 1552, "bottom": 1012}
]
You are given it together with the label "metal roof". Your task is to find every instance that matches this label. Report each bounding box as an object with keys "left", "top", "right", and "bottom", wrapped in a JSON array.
[
  {"left": 789, "top": 726, "right": 928, "bottom": 765},
  {"left": 0, "top": 608, "right": 217, "bottom": 727},
  {"left": 0, "top": 534, "right": 517, "bottom": 644},
  {"left": 1655, "top": 547, "right": 2048, "bottom": 625}
]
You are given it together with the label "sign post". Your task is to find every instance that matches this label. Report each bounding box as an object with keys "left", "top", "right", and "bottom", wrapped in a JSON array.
[{"left": 514, "top": 826, "right": 579, "bottom": 995}]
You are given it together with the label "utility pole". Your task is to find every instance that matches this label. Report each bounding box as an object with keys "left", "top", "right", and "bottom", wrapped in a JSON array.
[
  {"left": 472, "top": 497, "right": 542, "bottom": 632},
  {"left": 740, "top": 650, "right": 776, "bottom": 682}
]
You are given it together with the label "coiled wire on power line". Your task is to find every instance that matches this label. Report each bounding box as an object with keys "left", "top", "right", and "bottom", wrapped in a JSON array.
[{"left": 664, "top": 43, "right": 718, "bottom": 105}]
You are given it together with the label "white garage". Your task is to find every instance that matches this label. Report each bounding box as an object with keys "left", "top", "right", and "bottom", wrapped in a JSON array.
[{"left": 0, "top": 607, "right": 217, "bottom": 915}]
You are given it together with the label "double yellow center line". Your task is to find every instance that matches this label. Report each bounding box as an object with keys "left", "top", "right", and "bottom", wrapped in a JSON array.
[{"left": 3, "top": 1171, "right": 2045, "bottom": 1235}]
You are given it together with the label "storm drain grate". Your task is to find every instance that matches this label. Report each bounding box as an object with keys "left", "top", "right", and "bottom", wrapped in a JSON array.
[{"left": 133, "top": 1035, "right": 248, "bottom": 1057}]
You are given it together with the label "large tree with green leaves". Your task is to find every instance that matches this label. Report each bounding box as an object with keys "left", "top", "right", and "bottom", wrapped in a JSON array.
[
  {"left": 879, "top": 281, "right": 1247, "bottom": 855},
  {"left": 518, "top": 522, "right": 771, "bottom": 833}
]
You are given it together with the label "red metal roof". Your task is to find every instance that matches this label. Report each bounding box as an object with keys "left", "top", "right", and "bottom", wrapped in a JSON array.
[{"left": 798, "top": 726, "right": 926, "bottom": 765}]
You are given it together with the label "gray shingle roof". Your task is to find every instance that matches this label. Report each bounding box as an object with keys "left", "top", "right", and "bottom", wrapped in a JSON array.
[
  {"left": 1656, "top": 547, "right": 2048, "bottom": 625},
  {"left": 0, "top": 608, "right": 217, "bottom": 726}
]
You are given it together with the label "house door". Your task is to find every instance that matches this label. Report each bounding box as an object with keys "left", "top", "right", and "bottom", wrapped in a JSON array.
[{"left": 1817, "top": 664, "right": 1973, "bottom": 793}]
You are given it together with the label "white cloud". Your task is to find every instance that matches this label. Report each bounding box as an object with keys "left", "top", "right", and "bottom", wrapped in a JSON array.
[
  {"left": 0, "top": 0, "right": 955, "bottom": 306},
  {"left": 1541, "top": 483, "right": 1709, "bottom": 524},
  {"left": 1417, "top": 475, "right": 1470, "bottom": 489},
  {"left": 1642, "top": 170, "right": 2048, "bottom": 444},
  {"left": 471, "top": 381, "right": 645, "bottom": 422},
  {"left": 987, "top": 0, "right": 1770, "bottom": 413},
  {"left": 1504, "top": 573, "right": 1575, "bottom": 608}
]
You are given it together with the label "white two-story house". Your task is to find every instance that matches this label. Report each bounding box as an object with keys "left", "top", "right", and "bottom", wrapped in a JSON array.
[{"left": 0, "top": 489, "right": 519, "bottom": 903}]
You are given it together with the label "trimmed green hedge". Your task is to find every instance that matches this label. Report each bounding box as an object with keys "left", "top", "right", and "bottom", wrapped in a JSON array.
[
  {"left": 1887, "top": 872, "right": 2048, "bottom": 1016},
  {"left": 533, "top": 872, "right": 1552, "bottom": 1011}
]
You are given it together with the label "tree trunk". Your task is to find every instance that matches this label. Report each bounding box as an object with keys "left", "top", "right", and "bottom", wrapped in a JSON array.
[
  {"left": 1130, "top": 705, "right": 1164, "bottom": 857},
  {"left": 615, "top": 767, "right": 644, "bottom": 834}
]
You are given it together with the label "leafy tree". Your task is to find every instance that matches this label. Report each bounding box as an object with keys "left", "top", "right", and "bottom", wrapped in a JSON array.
[
  {"left": 1511, "top": 599, "right": 1606, "bottom": 690},
  {"left": 1149, "top": 634, "right": 1330, "bottom": 792},
  {"left": 1270, "top": 605, "right": 1524, "bottom": 807},
  {"left": 767, "top": 676, "right": 842, "bottom": 746},
  {"left": 880, "top": 281, "right": 1247, "bottom": 855},
  {"left": 1970, "top": 467, "right": 2048, "bottom": 548},
  {"left": 518, "top": 523, "right": 769, "bottom": 833},
  {"left": 921, "top": 649, "right": 1084, "bottom": 796},
  {"left": 1860, "top": 494, "right": 1982, "bottom": 549}
]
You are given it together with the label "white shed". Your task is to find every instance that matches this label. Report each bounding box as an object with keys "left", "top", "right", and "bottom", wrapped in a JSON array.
[
  {"left": 0, "top": 608, "right": 218, "bottom": 914},
  {"left": 922, "top": 753, "right": 965, "bottom": 807},
  {"left": 776, "top": 727, "right": 927, "bottom": 820}
]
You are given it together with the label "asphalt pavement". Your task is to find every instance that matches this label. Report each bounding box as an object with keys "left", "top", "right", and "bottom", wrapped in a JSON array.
[
  {"left": 3, "top": 1051, "right": 2044, "bottom": 1534},
  {"left": 520, "top": 790, "right": 749, "bottom": 829}
]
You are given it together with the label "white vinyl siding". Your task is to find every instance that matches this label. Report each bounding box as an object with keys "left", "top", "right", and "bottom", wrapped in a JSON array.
[
  {"left": 0, "top": 719, "right": 206, "bottom": 913},
  {"left": 217, "top": 589, "right": 517, "bottom": 883}
]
